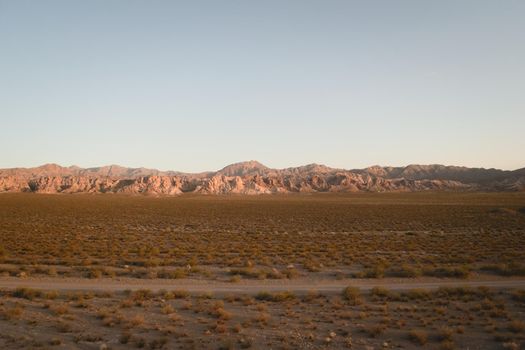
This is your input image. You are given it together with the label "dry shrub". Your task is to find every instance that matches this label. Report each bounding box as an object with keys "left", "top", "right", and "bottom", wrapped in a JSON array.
[
  {"left": 388, "top": 264, "right": 422, "bottom": 278},
  {"left": 357, "top": 265, "right": 385, "bottom": 278},
  {"left": 232, "top": 323, "right": 242, "bottom": 333},
  {"left": 119, "top": 298, "right": 134, "bottom": 308},
  {"left": 49, "top": 338, "right": 62, "bottom": 345},
  {"left": 511, "top": 290, "right": 525, "bottom": 303},
  {"left": 303, "top": 290, "right": 322, "bottom": 302},
  {"left": 438, "top": 326, "right": 454, "bottom": 341},
  {"left": 342, "top": 287, "right": 361, "bottom": 305},
  {"left": 163, "top": 289, "right": 190, "bottom": 300},
  {"left": 131, "top": 289, "right": 154, "bottom": 302},
  {"left": 408, "top": 329, "right": 428, "bottom": 345},
  {"left": 253, "top": 312, "right": 271, "bottom": 325},
  {"left": 1, "top": 305, "right": 23, "bottom": 320},
  {"left": 255, "top": 291, "right": 295, "bottom": 302},
  {"left": 168, "top": 313, "right": 181, "bottom": 322},
  {"left": 43, "top": 290, "right": 60, "bottom": 300},
  {"left": 440, "top": 340, "right": 456, "bottom": 350},
  {"left": 362, "top": 324, "right": 386, "bottom": 337},
  {"left": 198, "top": 292, "right": 213, "bottom": 299},
  {"left": 371, "top": 287, "right": 400, "bottom": 300},
  {"left": 207, "top": 300, "right": 232, "bottom": 320},
  {"left": 129, "top": 314, "right": 145, "bottom": 327},
  {"left": 13, "top": 287, "right": 41, "bottom": 300},
  {"left": 481, "top": 263, "right": 525, "bottom": 276},
  {"left": 148, "top": 337, "right": 168, "bottom": 349},
  {"left": 424, "top": 266, "right": 470, "bottom": 279},
  {"left": 161, "top": 304, "right": 175, "bottom": 314},
  {"left": 229, "top": 274, "right": 241, "bottom": 283},
  {"left": 119, "top": 332, "right": 131, "bottom": 344},
  {"left": 50, "top": 303, "right": 69, "bottom": 315},
  {"left": 158, "top": 268, "right": 187, "bottom": 279},
  {"left": 508, "top": 319, "right": 525, "bottom": 333}
]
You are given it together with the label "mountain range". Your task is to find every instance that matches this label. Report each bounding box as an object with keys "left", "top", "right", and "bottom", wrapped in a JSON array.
[{"left": 0, "top": 161, "right": 524, "bottom": 195}]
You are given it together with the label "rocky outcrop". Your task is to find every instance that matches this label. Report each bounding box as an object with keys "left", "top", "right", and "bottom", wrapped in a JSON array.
[{"left": 0, "top": 161, "right": 523, "bottom": 195}]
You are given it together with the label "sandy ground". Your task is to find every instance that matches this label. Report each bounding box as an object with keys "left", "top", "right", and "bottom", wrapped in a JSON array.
[{"left": 1, "top": 276, "right": 524, "bottom": 293}]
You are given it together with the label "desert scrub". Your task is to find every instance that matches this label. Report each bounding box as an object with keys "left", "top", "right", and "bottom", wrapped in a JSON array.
[
  {"left": 128, "top": 314, "right": 145, "bottom": 327},
  {"left": 161, "top": 304, "right": 175, "bottom": 314},
  {"left": 302, "top": 290, "right": 322, "bottom": 302},
  {"left": 370, "top": 287, "right": 400, "bottom": 301},
  {"left": 0, "top": 305, "right": 24, "bottom": 320},
  {"left": 12, "top": 287, "right": 42, "bottom": 300},
  {"left": 163, "top": 289, "right": 190, "bottom": 299},
  {"left": 408, "top": 329, "right": 428, "bottom": 345},
  {"left": 438, "top": 326, "right": 454, "bottom": 341},
  {"left": 303, "top": 260, "right": 321, "bottom": 272},
  {"left": 356, "top": 265, "right": 385, "bottom": 278},
  {"left": 209, "top": 302, "right": 233, "bottom": 320},
  {"left": 50, "top": 303, "right": 69, "bottom": 315},
  {"left": 481, "top": 262, "right": 525, "bottom": 276},
  {"left": 157, "top": 268, "right": 187, "bottom": 279},
  {"left": 423, "top": 266, "right": 470, "bottom": 279},
  {"left": 2, "top": 194, "right": 525, "bottom": 272},
  {"left": 43, "top": 290, "right": 60, "bottom": 300},
  {"left": 130, "top": 289, "right": 154, "bottom": 302},
  {"left": 253, "top": 312, "right": 271, "bottom": 325},
  {"left": 32, "top": 265, "right": 58, "bottom": 276},
  {"left": 388, "top": 264, "right": 422, "bottom": 278},
  {"left": 229, "top": 274, "right": 241, "bottom": 283},
  {"left": 87, "top": 268, "right": 102, "bottom": 278},
  {"left": 255, "top": 291, "right": 296, "bottom": 302},
  {"left": 362, "top": 324, "right": 386, "bottom": 337},
  {"left": 511, "top": 289, "right": 525, "bottom": 303},
  {"left": 508, "top": 319, "right": 525, "bottom": 333},
  {"left": 435, "top": 286, "right": 492, "bottom": 300},
  {"left": 119, "top": 332, "right": 131, "bottom": 344},
  {"left": 198, "top": 291, "right": 213, "bottom": 299},
  {"left": 229, "top": 268, "right": 260, "bottom": 279},
  {"left": 342, "top": 287, "right": 361, "bottom": 305},
  {"left": 283, "top": 266, "right": 299, "bottom": 278}
]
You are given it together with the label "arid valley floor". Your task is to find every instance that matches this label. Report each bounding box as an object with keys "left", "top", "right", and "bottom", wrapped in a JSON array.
[{"left": 0, "top": 193, "right": 524, "bottom": 349}]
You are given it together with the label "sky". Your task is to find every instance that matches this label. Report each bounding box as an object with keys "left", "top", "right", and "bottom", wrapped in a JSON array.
[{"left": 0, "top": 1, "right": 524, "bottom": 172}]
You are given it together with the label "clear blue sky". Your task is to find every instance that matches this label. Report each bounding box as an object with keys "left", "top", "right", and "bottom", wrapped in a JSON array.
[{"left": 1, "top": 1, "right": 524, "bottom": 172}]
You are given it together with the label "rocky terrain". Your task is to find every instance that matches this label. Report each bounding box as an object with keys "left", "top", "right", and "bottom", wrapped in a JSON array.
[{"left": 0, "top": 161, "right": 523, "bottom": 194}]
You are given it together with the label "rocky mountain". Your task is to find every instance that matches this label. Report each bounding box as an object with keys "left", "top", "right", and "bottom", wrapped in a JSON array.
[
  {"left": 0, "top": 161, "right": 523, "bottom": 195},
  {"left": 216, "top": 160, "right": 270, "bottom": 177}
]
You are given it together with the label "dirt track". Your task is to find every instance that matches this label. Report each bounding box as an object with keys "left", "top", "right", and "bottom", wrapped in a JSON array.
[{"left": 1, "top": 277, "right": 524, "bottom": 294}]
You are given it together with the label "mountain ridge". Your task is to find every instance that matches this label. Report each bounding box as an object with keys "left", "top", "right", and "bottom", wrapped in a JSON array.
[{"left": 0, "top": 161, "right": 523, "bottom": 194}]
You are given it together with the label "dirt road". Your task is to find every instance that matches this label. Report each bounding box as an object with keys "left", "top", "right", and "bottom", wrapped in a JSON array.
[{"left": 1, "top": 277, "right": 524, "bottom": 294}]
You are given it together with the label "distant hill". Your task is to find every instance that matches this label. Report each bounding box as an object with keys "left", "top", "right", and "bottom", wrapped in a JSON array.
[{"left": 0, "top": 161, "right": 523, "bottom": 194}]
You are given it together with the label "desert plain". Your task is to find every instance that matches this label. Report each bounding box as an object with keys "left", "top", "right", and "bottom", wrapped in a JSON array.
[{"left": 0, "top": 192, "right": 524, "bottom": 349}]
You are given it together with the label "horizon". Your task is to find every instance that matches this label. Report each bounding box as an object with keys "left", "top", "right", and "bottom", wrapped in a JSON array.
[
  {"left": 2, "top": 159, "right": 523, "bottom": 173},
  {"left": 1, "top": 1, "right": 524, "bottom": 172}
]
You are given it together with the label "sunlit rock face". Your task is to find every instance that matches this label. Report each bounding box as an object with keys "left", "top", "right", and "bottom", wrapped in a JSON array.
[{"left": 0, "top": 161, "right": 523, "bottom": 194}]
